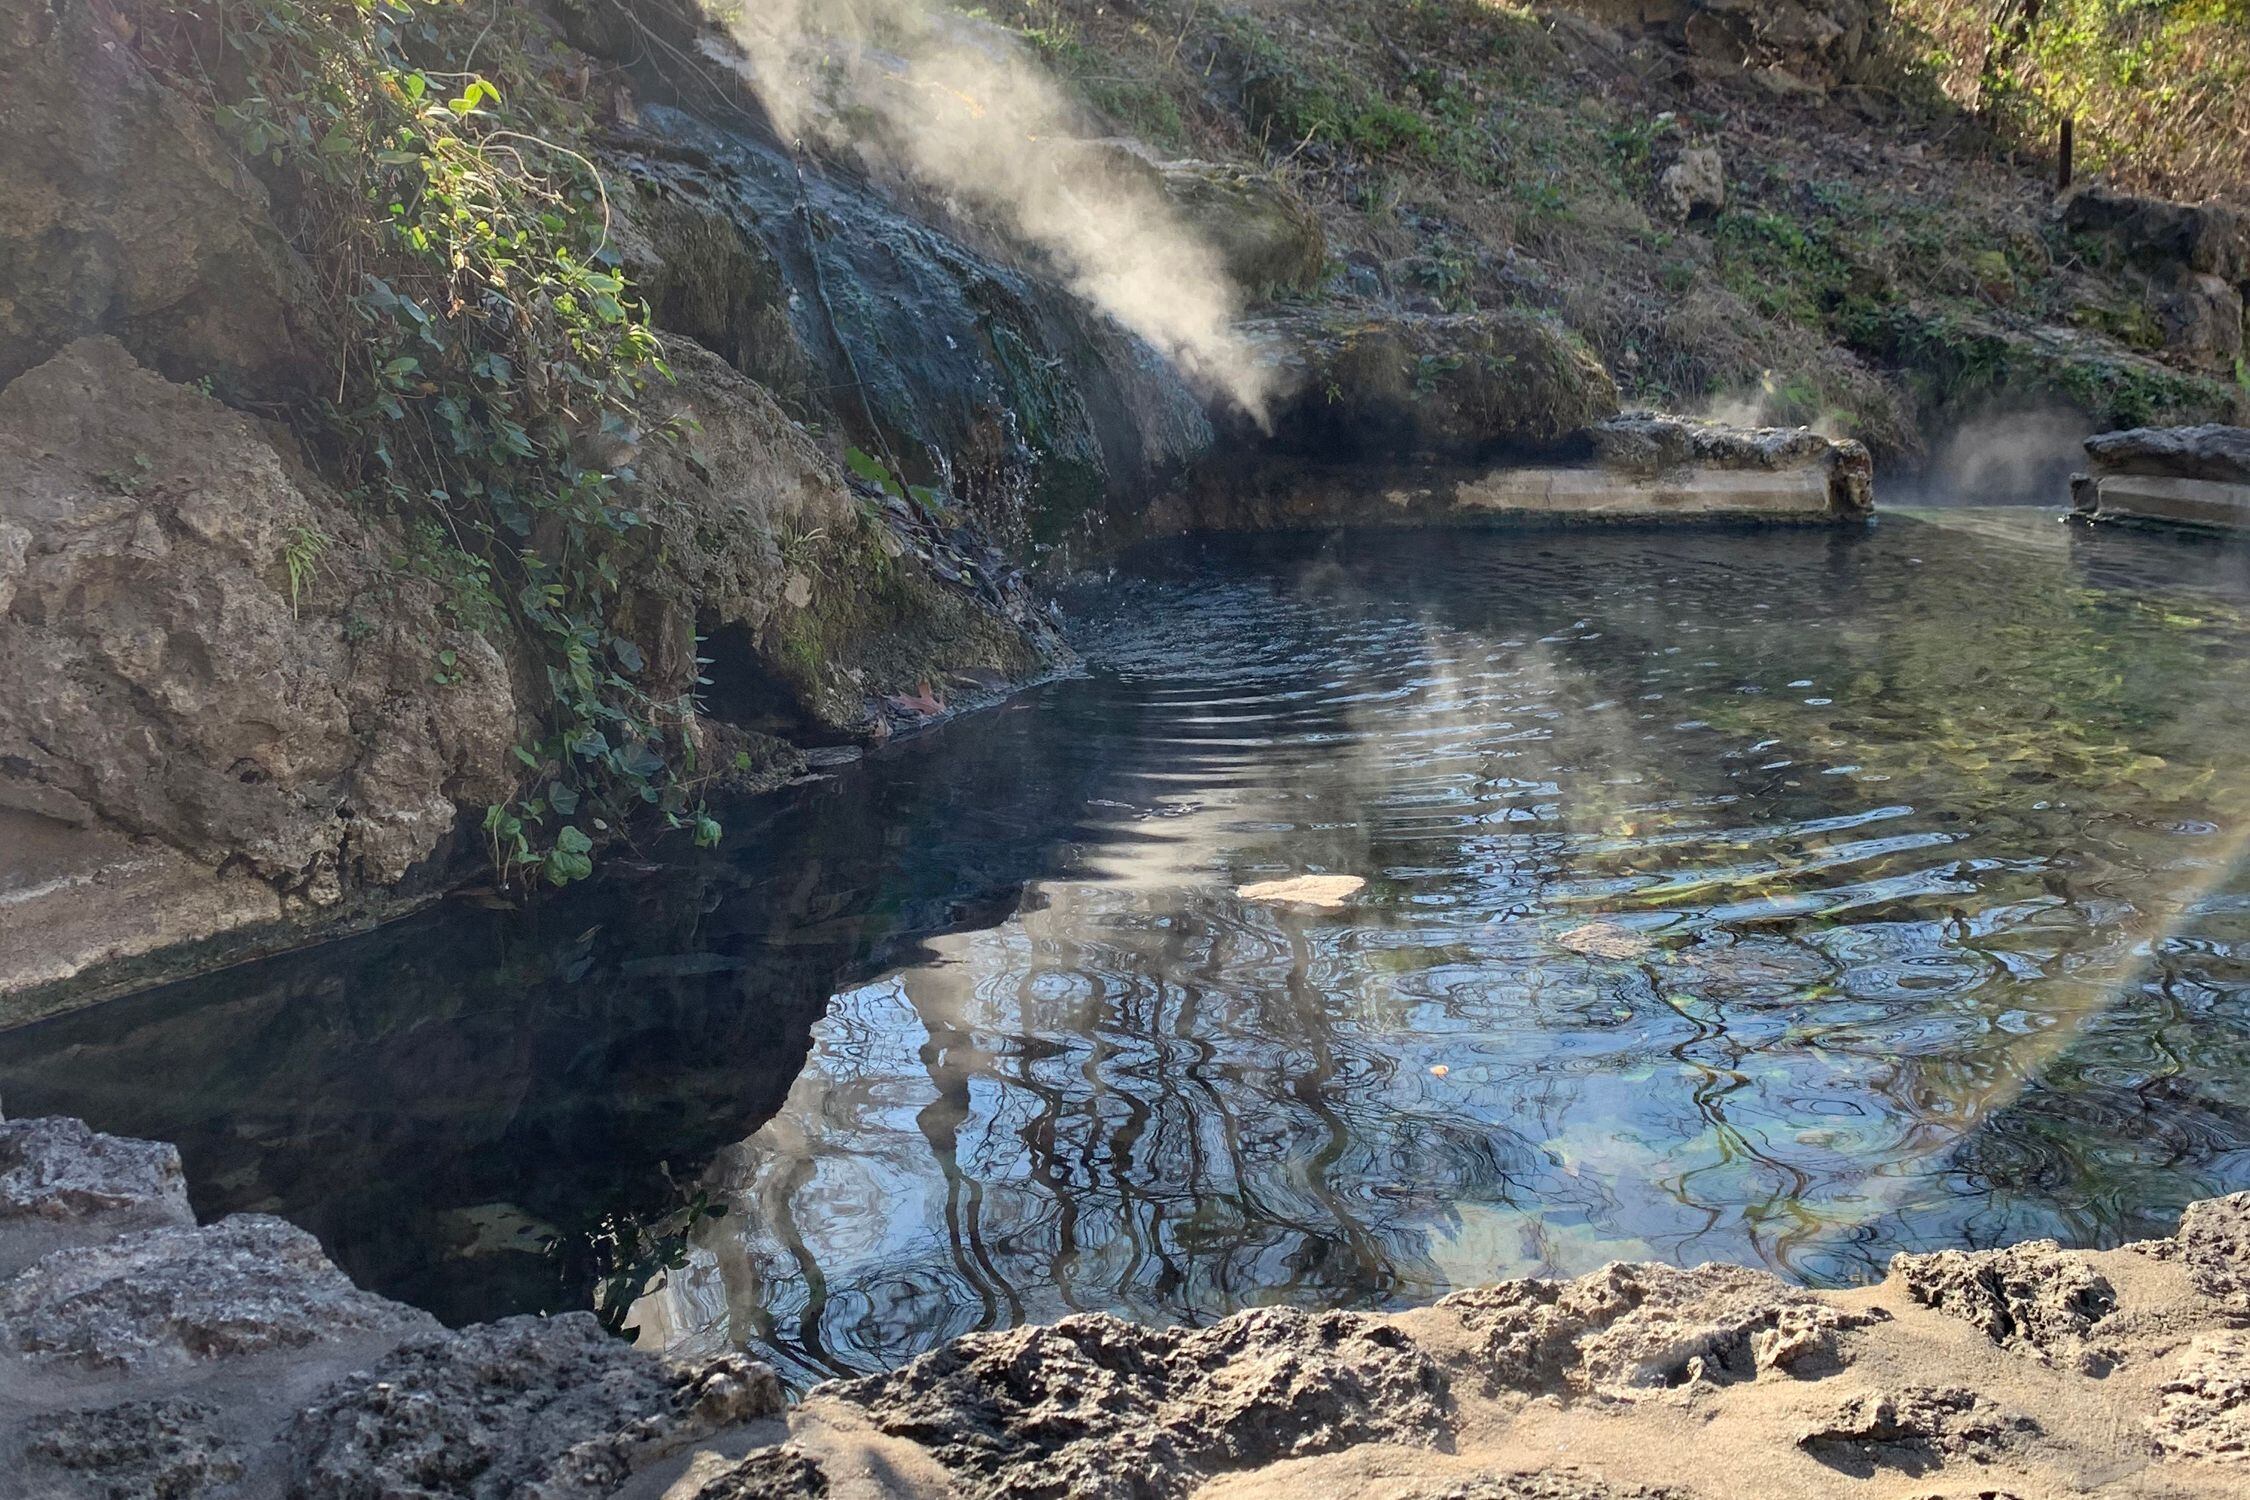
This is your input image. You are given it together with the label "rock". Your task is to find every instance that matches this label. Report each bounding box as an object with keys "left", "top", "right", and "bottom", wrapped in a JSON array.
[
  {"left": 0, "top": 1115, "right": 192, "bottom": 1278},
  {"left": 2087, "top": 424, "right": 2250, "bottom": 485},
  {"left": 1657, "top": 146, "right": 1725, "bottom": 220},
  {"left": 2158, "top": 272, "right": 2246, "bottom": 372},
  {"left": 0, "top": 0, "right": 319, "bottom": 392},
  {"left": 1251, "top": 309, "right": 1619, "bottom": 462},
  {"left": 1385, "top": 1479, "right": 1694, "bottom": 1500},
  {"left": 1797, "top": 1386, "right": 2037, "bottom": 1474},
  {"left": 2059, "top": 185, "right": 2250, "bottom": 285},
  {"left": 0, "top": 1214, "right": 435, "bottom": 1374},
  {"left": 287, "top": 1312, "right": 783, "bottom": 1500},
  {"left": 19, "top": 1397, "right": 245, "bottom": 1500},
  {"left": 2150, "top": 1331, "right": 2250, "bottom": 1464},
  {"left": 1572, "top": 0, "right": 1881, "bottom": 83},
  {"left": 614, "top": 338, "right": 1056, "bottom": 740},
  {"left": 0, "top": 338, "right": 520, "bottom": 997},
  {"left": 2143, "top": 1191, "right": 2250, "bottom": 1314},
  {"left": 1588, "top": 411, "right": 1874, "bottom": 517},
  {"left": 0, "top": 1114, "right": 190, "bottom": 1230},
  {"left": 688, "top": 1446, "right": 832, "bottom": 1499},
  {"left": 1888, "top": 1240, "right": 2116, "bottom": 1368},
  {"left": 1441, "top": 1260, "right": 1883, "bottom": 1397},
  {"left": 820, "top": 1307, "right": 1451, "bottom": 1500},
  {"left": 1088, "top": 144, "right": 1328, "bottom": 301}
]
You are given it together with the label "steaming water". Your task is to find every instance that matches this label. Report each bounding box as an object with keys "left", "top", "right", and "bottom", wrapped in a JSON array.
[{"left": 9, "top": 511, "right": 2250, "bottom": 1387}]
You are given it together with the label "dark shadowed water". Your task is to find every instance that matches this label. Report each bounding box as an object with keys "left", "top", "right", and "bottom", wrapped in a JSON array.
[{"left": 9, "top": 511, "right": 2250, "bottom": 1387}]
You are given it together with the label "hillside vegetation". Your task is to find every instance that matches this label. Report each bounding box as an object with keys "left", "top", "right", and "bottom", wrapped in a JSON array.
[{"left": 980, "top": 0, "right": 2248, "bottom": 459}]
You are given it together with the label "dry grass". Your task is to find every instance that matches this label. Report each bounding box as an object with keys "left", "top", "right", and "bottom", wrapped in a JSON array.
[{"left": 1893, "top": 0, "right": 2250, "bottom": 203}]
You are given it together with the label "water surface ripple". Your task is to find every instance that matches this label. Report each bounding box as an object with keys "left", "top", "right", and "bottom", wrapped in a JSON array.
[{"left": 8, "top": 513, "right": 2250, "bottom": 1387}]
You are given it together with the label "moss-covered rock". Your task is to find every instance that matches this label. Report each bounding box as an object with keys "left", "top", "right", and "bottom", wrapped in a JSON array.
[{"left": 1252, "top": 309, "right": 1620, "bottom": 461}]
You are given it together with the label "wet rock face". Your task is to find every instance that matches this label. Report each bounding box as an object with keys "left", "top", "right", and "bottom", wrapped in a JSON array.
[
  {"left": 1889, "top": 1240, "right": 2117, "bottom": 1369},
  {"left": 824, "top": 1307, "right": 1451, "bottom": 1500},
  {"left": 1442, "top": 1260, "right": 1882, "bottom": 1397},
  {"left": 616, "top": 338, "right": 1058, "bottom": 739},
  {"left": 0, "top": 338, "right": 519, "bottom": 904},
  {"left": 0, "top": 1213, "right": 435, "bottom": 1373},
  {"left": 0, "top": 0, "right": 318, "bottom": 393},
  {"left": 289, "top": 1313, "right": 783, "bottom": 1500},
  {"left": 1087, "top": 144, "right": 1328, "bottom": 301},
  {"left": 1251, "top": 309, "right": 1619, "bottom": 463},
  {"left": 606, "top": 107, "right": 1213, "bottom": 553}
]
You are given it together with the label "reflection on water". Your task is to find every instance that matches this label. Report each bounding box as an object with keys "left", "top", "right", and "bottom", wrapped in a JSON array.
[{"left": 10, "top": 513, "right": 2250, "bottom": 1386}]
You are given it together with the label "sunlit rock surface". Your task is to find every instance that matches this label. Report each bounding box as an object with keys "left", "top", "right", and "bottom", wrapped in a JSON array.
[{"left": 3, "top": 1115, "right": 2249, "bottom": 1496}]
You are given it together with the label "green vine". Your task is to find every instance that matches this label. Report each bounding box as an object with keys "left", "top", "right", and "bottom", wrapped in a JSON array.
[{"left": 126, "top": 0, "right": 719, "bottom": 884}]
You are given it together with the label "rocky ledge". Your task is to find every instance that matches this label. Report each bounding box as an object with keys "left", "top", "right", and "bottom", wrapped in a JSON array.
[
  {"left": 5, "top": 1113, "right": 2248, "bottom": 1498},
  {"left": 2070, "top": 423, "right": 2250, "bottom": 530}
]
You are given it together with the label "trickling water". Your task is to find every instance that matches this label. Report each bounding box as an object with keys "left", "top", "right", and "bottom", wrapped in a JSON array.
[{"left": 9, "top": 511, "right": 2250, "bottom": 1387}]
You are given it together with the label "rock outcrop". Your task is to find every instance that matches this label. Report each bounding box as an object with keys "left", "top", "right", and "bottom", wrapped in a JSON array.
[
  {"left": 0, "top": 338, "right": 522, "bottom": 1005},
  {"left": 0, "top": 0, "right": 319, "bottom": 394},
  {"left": 6, "top": 1116, "right": 2250, "bottom": 1498},
  {"left": 2071, "top": 423, "right": 2250, "bottom": 529}
]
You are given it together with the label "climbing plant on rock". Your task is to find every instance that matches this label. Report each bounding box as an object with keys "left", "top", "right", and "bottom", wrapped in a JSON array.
[{"left": 124, "top": 0, "right": 720, "bottom": 883}]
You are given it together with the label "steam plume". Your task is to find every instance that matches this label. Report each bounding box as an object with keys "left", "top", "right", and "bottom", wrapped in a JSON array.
[{"left": 707, "top": 0, "right": 1274, "bottom": 420}]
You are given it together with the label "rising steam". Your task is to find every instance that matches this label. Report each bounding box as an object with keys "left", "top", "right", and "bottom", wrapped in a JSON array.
[{"left": 707, "top": 0, "right": 1275, "bottom": 421}]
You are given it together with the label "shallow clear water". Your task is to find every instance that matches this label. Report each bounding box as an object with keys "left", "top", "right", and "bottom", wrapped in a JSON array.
[{"left": 10, "top": 511, "right": 2250, "bottom": 1387}]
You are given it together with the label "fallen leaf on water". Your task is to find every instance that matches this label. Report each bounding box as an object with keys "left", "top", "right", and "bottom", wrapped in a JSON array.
[
  {"left": 1555, "top": 921, "right": 1654, "bottom": 961},
  {"left": 1235, "top": 874, "right": 1366, "bottom": 908}
]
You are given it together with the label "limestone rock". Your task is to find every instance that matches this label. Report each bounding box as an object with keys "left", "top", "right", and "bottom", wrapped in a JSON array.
[
  {"left": 2059, "top": 185, "right": 2250, "bottom": 285},
  {"left": 1888, "top": 1240, "right": 2116, "bottom": 1368},
  {"left": 0, "top": 1214, "right": 435, "bottom": 1374},
  {"left": 287, "top": 1312, "right": 784, "bottom": 1500},
  {"left": 1089, "top": 144, "right": 1328, "bottom": 300},
  {"left": 1797, "top": 1385, "right": 2037, "bottom": 1474},
  {"left": 1253, "top": 310, "right": 1619, "bottom": 461},
  {"left": 822, "top": 1307, "right": 1450, "bottom": 1500},
  {"left": 0, "top": 1115, "right": 190, "bottom": 1230},
  {"left": 1657, "top": 146, "right": 1725, "bottom": 220},
  {"left": 2149, "top": 1191, "right": 2250, "bottom": 1314},
  {"left": 2158, "top": 272, "right": 2246, "bottom": 373},
  {"left": 2087, "top": 425, "right": 2250, "bottom": 485},
  {"left": 0, "top": 0, "right": 319, "bottom": 392},
  {"left": 19, "top": 1397, "right": 245, "bottom": 1500},
  {"left": 0, "top": 1115, "right": 192, "bottom": 1278},
  {"left": 0, "top": 338, "right": 518, "bottom": 945},
  {"left": 689, "top": 1446, "right": 832, "bottom": 1499},
  {"left": 615, "top": 337, "right": 1058, "bottom": 739},
  {"left": 2150, "top": 1331, "right": 2250, "bottom": 1464},
  {"left": 1442, "top": 1260, "right": 1882, "bottom": 1396}
]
